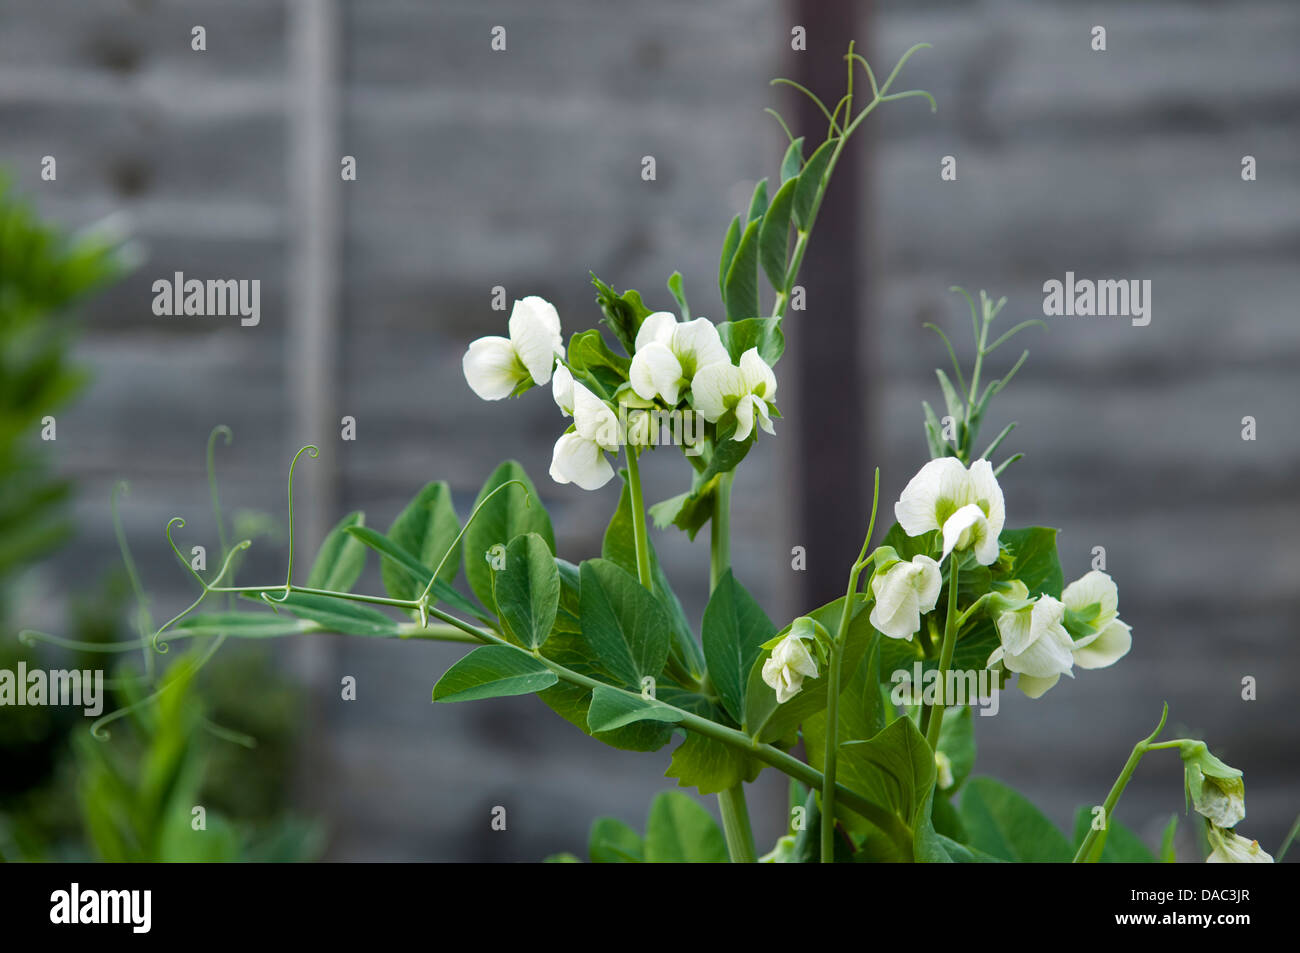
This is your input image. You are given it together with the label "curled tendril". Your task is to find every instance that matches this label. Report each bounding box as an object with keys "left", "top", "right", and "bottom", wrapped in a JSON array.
[
  {"left": 207, "top": 424, "right": 233, "bottom": 559},
  {"left": 762, "top": 107, "right": 796, "bottom": 143},
  {"left": 91, "top": 634, "right": 227, "bottom": 741},
  {"left": 152, "top": 538, "right": 251, "bottom": 653},
  {"left": 271, "top": 444, "right": 320, "bottom": 602}
]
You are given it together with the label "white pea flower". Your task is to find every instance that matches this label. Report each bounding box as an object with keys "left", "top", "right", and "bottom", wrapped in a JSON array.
[
  {"left": 548, "top": 381, "right": 620, "bottom": 491},
  {"left": 691, "top": 348, "right": 778, "bottom": 442},
  {"left": 628, "top": 311, "right": 730, "bottom": 405},
  {"left": 1061, "top": 570, "right": 1132, "bottom": 669},
  {"left": 987, "top": 586, "right": 1074, "bottom": 698},
  {"left": 761, "top": 617, "right": 822, "bottom": 704},
  {"left": 462, "top": 296, "right": 563, "bottom": 400},
  {"left": 894, "top": 458, "right": 1005, "bottom": 565},
  {"left": 869, "top": 555, "right": 942, "bottom": 641},
  {"left": 551, "top": 363, "right": 576, "bottom": 416},
  {"left": 1206, "top": 827, "right": 1273, "bottom": 864}
]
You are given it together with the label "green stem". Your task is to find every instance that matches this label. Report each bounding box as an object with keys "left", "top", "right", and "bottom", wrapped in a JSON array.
[
  {"left": 710, "top": 470, "right": 733, "bottom": 591},
  {"left": 624, "top": 446, "right": 654, "bottom": 590},
  {"left": 821, "top": 468, "right": 880, "bottom": 863},
  {"left": 820, "top": 637, "right": 846, "bottom": 863},
  {"left": 424, "top": 597, "right": 914, "bottom": 854},
  {"left": 924, "top": 560, "right": 960, "bottom": 751},
  {"left": 705, "top": 469, "right": 754, "bottom": 861},
  {"left": 1073, "top": 704, "right": 1170, "bottom": 863},
  {"left": 717, "top": 784, "right": 758, "bottom": 864}
]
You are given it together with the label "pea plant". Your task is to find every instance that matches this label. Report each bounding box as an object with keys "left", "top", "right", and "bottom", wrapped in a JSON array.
[{"left": 34, "top": 43, "right": 1283, "bottom": 864}]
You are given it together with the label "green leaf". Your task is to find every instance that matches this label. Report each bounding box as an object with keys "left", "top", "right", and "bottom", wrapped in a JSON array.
[
  {"left": 603, "top": 476, "right": 705, "bottom": 677},
  {"left": 701, "top": 570, "right": 774, "bottom": 724},
  {"left": 587, "top": 684, "right": 683, "bottom": 732},
  {"left": 567, "top": 328, "right": 630, "bottom": 400},
  {"left": 491, "top": 532, "right": 560, "bottom": 650},
  {"left": 578, "top": 559, "right": 671, "bottom": 689},
  {"left": 242, "top": 591, "right": 402, "bottom": 637},
  {"left": 533, "top": 629, "right": 676, "bottom": 752},
  {"left": 649, "top": 424, "right": 756, "bottom": 540},
  {"left": 718, "top": 317, "right": 785, "bottom": 366},
  {"left": 792, "top": 138, "right": 834, "bottom": 230},
  {"left": 592, "top": 274, "right": 654, "bottom": 355},
  {"left": 780, "top": 137, "right": 804, "bottom": 183},
  {"left": 463, "top": 461, "right": 555, "bottom": 610},
  {"left": 667, "top": 271, "right": 690, "bottom": 320},
  {"left": 937, "top": 705, "right": 976, "bottom": 795},
  {"left": 758, "top": 176, "right": 797, "bottom": 288},
  {"left": 432, "top": 645, "right": 557, "bottom": 703},
  {"left": 382, "top": 481, "right": 461, "bottom": 605},
  {"left": 999, "top": 527, "right": 1064, "bottom": 598},
  {"left": 718, "top": 215, "right": 742, "bottom": 301},
  {"left": 1071, "top": 807, "right": 1157, "bottom": 863},
  {"left": 958, "top": 777, "right": 1073, "bottom": 862},
  {"left": 837, "top": 716, "right": 936, "bottom": 841},
  {"left": 643, "top": 792, "right": 728, "bottom": 863},
  {"left": 803, "top": 634, "right": 885, "bottom": 772},
  {"left": 1159, "top": 814, "right": 1178, "bottom": 862},
  {"left": 723, "top": 218, "right": 760, "bottom": 320},
  {"left": 588, "top": 817, "right": 644, "bottom": 863},
  {"left": 664, "top": 731, "right": 762, "bottom": 796},
  {"left": 747, "top": 178, "right": 769, "bottom": 222},
  {"left": 306, "top": 511, "right": 368, "bottom": 592}
]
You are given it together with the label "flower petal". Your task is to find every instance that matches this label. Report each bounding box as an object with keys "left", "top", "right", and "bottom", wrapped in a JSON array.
[
  {"left": 549, "top": 432, "right": 614, "bottom": 491},
  {"left": 634, "top": 310, "right": 678, "bottom": 352},
  {"left": 572, "top": 382, "right": 621, "bottom": 450},
  {"left": 690, "top": 362, "right": 744, "bottom": 421},
  {"left": 941, "top": 503, "right": 987, "bottom": 561},
  {"left": 1062, "top": 570, "right": 1119, "bottom": 625},
  {"left": 462, "top": 336, "right": 525, "bottom": 401},
  {"left": 1072, "top": 619, "right": 1132, "bottom": 669},
  {"left": 895, "top": 458, "right": 970, "bottom": 537},
  {"left": 552, "top": 363, "right": 575, "bottom": 416},
  {"left": 673, "top": 318, "right": 730, "bottom": 376},
  {"left": 738, "top": 347, "right": 778, "bottom": 400},
  {"left": 1017, "top": 673, "right": 1061, "bottom": 699},
  {"left": 629, "top": 341, "right": 683, "bottom": 404},
  {"left": 509, "top": 297, "right": 563, "bottom": 385}
]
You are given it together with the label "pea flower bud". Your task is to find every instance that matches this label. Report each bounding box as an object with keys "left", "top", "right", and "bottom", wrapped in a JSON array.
[
  {"left": 869, "top": 553, "right": 942, "bottom": 641},
  {"left": 1180, "top": 741, "right": 1246, "bottom": 829},
  {"left": 761, "top": 617, "right": 824, "bottom": 703},
  {"left": 987, "top": 585, "right": 1074, "bottom": 698}
]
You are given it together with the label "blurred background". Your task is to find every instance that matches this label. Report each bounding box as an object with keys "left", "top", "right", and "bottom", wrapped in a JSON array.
[{"left": 1, "top": 0, "right": 1296, "bottom": 861}]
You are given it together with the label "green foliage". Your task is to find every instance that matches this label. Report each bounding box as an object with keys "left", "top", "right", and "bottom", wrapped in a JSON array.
[
  {"left": 0, "top": 178, "right": 123, "bottom": 596},
  {"left": 701, "top": 570, "right": 774, "bottom": 724},
  {"left": 491, "top": 533, "right": 560, "bottom": 650},
  {"left": 306, "top": 511, "right": 368, "bottom": 592},
  {"left": 1070, "top": 806, "right": 1157, "bottom": 863},
  {"left": 463, "top": 461, "right": 554, "bottom": 611},
  {"left": 958, "top": 777, "right": 1073, "bottom": 862},
  {"left": 432, "top": 645, "right": 557, "bottom": 703}
]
